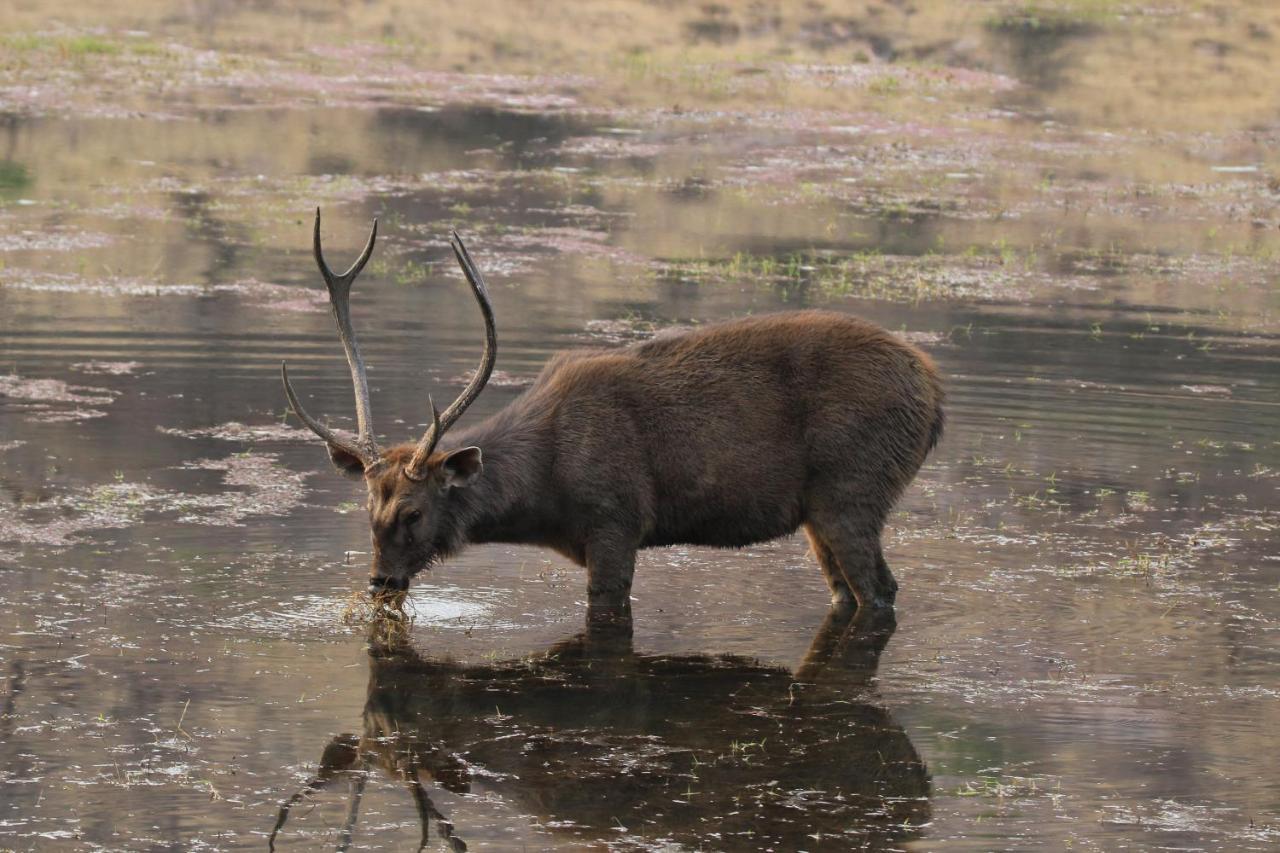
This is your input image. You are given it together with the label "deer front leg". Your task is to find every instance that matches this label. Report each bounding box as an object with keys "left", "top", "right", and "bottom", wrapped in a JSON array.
[{"left": 584, "top": 533, "right": 637, "bottom": 620}]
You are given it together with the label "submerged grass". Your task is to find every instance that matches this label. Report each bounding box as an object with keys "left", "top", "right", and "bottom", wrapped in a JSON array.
[{"left": 341, "top": 589, "right": 416, "bottom": 647}]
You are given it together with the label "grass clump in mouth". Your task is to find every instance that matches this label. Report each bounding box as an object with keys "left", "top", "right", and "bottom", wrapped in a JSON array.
[{"left": 341, "top": 588, "right": 415, "bottom": 646}]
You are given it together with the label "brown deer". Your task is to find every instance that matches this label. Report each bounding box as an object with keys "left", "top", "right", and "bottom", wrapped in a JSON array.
[{"left": 283, "top": 210, "right": 944, "bottom": 617}]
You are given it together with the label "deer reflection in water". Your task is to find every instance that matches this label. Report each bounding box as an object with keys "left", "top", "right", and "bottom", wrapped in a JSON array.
[{"left": 269, "top": 609, "right": 929, "bottom": 850}]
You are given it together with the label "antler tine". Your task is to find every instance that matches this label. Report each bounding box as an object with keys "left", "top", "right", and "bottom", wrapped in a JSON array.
[
  {"left": 281, "top": 362, "right": 372, "bottom": 464},
  {"left": 439, "top": 232, "right": 498, "bottom": 436},
  {"left": 314, "top": 206, "right": 378, "bottom": 290},
  {"left": 405, "top": 232, "right": 497, "bottom": 476},
  {"left": 404, "top": 397, "right": 442, "bottom": 482},
  {"left": 280, "top": 208, "right": 381, "bottom": 464}
]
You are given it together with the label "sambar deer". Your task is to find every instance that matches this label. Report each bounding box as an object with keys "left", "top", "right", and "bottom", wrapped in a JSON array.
[{"left": 283, "top": 210, "right": 943, "bottom": 617}]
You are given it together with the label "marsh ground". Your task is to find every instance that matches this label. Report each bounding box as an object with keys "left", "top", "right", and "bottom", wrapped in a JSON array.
[{"left": 1, "top": 1, "right": 1278, "bottom": 849}]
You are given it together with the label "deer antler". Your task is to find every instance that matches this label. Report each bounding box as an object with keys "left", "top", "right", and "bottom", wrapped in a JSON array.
[
  {"left": 281, "top": 208, "right": 381, "bottom": 468},
  {"left": 404, "top": 232, "right": 496, "bottom": 480}
]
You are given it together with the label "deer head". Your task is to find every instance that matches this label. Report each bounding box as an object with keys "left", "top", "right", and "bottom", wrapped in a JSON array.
[{"left": 282, "top": 209, "right": 496, "bottom": 596}]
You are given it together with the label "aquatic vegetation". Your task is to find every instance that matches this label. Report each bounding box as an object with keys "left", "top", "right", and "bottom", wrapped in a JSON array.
[
  {"left": 70, "top": 360, "right": 144, "bottom": 376},
  {"left": 0, "top": 271, "right": 331, "bottom": 311},
  {"left": 0, "top": 372, "right": 117, "bottom": 423},
  {"left": 157, "top": 422, "right": 314, "bottom": 443},
  {"left": 0, "top": 453, "right": 311, "bottom": 546},
  {"left": 447, "top": 368, "right": 532, "bottom": 388},
  {"left": 341, "top": 589, "right": 416, "bottom": 647},
  {"left": 659, "top": 250, "right": 1096, "bottom": 303},
  {"left": 580, "top": 315, "right": 667, "bottom": 343},
  {"left": 174, "top": 454, "right": 310, "bottom": 526},
  {"left": 0, "top": 229, "right": 114, "bottom": 252}
]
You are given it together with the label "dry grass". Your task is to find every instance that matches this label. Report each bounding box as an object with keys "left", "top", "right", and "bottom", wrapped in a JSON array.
[{"left": 3, "top": 1, "right": 1279, "bottom": 129}]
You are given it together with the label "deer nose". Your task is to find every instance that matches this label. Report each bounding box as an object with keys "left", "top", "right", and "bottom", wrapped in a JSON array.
[{"left": 368, "top": 575, "right": 409, "bottom": 596}]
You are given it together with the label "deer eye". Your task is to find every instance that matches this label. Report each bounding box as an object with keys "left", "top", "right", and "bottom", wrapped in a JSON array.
[{"left": 404, "top": 510, "right": 422, "bottom": 526}]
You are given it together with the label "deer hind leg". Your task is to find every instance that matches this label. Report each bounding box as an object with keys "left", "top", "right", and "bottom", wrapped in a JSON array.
[
  {"left": 806, "top": 511, "right": 894, "bottom": 611},
  {"left": 805, "top": 525, "right": 855, "bottom": 609}
]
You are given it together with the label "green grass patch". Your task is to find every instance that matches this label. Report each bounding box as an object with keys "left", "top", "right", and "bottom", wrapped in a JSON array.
[
  {"left": 986, "top": 0, "right": 1119, "bottom": 35},
  {"left": 0, "top": 161, "right": 32, "bottom": 199},
  {"left": 2, "top": 33, "right": 123, "bottom": 57},
  {"left": 369, "top": 256, "right": 437, "bottom": 285},
  {"left": 663, "top": 248, "right": 973, "bottom": 303},
  {"left": 62, "top": 35, "right": 121, "bottom": 56},
  {"left": 2, "top": 33, "right": 51, "bottom": 52}
]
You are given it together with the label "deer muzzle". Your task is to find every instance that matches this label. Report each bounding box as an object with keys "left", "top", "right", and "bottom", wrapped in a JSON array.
[{"left": 368, "top": 574, "right": 410, "bottom": 597}]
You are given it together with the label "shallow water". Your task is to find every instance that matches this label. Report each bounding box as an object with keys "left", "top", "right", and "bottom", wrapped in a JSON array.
[{"left": 3, "top": 4, "right": 1280, "bottom": 850}]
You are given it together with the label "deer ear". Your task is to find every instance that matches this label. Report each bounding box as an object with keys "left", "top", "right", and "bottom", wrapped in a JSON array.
[
  {"left": 441, "top": 446, "right": 483, "bottom": 488},
  {"left": 327, "top": 443, "right": 366, "bottom": 479}
]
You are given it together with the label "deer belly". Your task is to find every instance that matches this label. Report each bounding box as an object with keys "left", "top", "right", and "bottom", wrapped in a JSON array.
[{"left": 645, "top": 490, "right": 804, "bottom": 549}]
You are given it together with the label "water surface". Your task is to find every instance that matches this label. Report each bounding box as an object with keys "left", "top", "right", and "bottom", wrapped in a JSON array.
[{"left": 2, "top": 3, "right": 1279, "bottom": 850}]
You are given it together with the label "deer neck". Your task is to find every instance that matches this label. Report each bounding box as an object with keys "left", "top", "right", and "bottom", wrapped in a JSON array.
[{"left": 444, "top": 405, "right": 552, "bottom": 547}]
